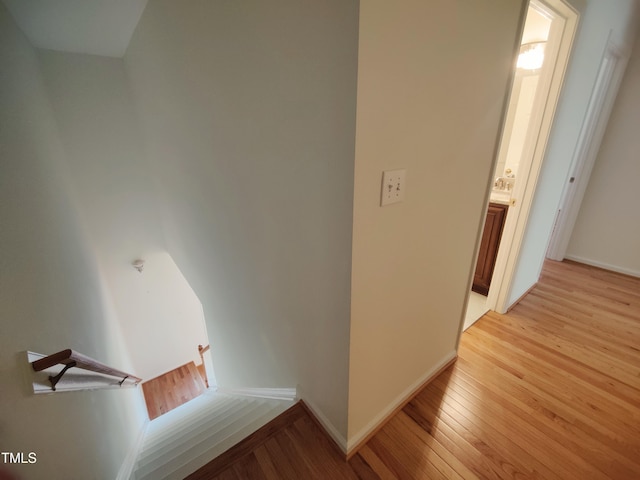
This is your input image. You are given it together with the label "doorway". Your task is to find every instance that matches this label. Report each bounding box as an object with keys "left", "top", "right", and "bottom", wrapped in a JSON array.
[
  {"left": 546, "top": 39, "right": 630, "bottom": 261},
  {"left": 464, "top": 0, "right": 579, "bottom": 330}
]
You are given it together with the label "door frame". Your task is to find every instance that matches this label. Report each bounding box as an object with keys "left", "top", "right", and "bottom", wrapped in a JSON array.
[
  {"left": 486, "top": 0, "right": 579, "bottom": 314},
  {"left": 546, "top": 36, "right": 631, "bottom": 261}
]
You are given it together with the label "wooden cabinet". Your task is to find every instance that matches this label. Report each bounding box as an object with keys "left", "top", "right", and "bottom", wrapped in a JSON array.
[{"left": 473, "top": 202, "right": 508, "bottom": 296}]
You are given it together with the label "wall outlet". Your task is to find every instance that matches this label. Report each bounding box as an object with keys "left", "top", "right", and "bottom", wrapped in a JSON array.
[{"left": 381, "top": 169, "right": 406, "bottom": 206}]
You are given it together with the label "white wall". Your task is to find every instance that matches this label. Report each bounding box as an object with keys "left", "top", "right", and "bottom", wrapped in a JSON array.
[
  {"left": 124, "top": 0, "right": 358, "bottom": 440},
  {"left": 36, "top": 49, "right": 163, "bottom": 258},
  {"left": 36, "top": 50, "right": 210, "bottom": 381},
  {"left": 348, "top": 0, "right": 524, "bottom": 448},
  {"left": 508, "top": 0, "right": 640, "bottom": 304},
  {"left": 110, "top": 251, "right": 211, "bottom": 380},
  {"left": 0, "top": 6, "right": 147, "bottom": 479},
  {"left": 566, "top": 27, "right": 640, "bottom": 276}
]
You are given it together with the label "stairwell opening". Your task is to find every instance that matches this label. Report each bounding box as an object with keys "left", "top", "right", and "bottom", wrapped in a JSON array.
[{"left": 110, "top": 251, "right": 217, "bottom": 419}]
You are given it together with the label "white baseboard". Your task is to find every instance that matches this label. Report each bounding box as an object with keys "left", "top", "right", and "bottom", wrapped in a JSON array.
[
  {"left": 216, "top": 386, "right": 297, "bottom": 401},
  {"left": 346, "top": 350, "right": 457, "bottom": 455},
  {"left": 564, "top": 255, "right": 640, "bottom": 278},
  {"left": 296, "top": 388, "right": 348, "bottom": 454},
  {"left": 116, "top": 417, "right": 149, "bottom": 480}
]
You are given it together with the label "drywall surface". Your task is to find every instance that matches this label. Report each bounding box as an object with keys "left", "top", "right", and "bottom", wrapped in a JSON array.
[
  {"left": 2, "top": 0, "right": 148, "bottom": 57},
  {"left": 125, "top": 0, "right": 358, "bottom": 439},
  {"left": 0, "top": 6, "right": 147, "bottom": 479},
  {"left": 348, "top": 0, "right": 524, "bottom": 445},
  {"left": 508, "top": 0, "right": 640, "bottom": 303},
  {"left": 36, "top": 49, "right": 163, "bottom": 259},
  {"left": 566, "top": 28, "right": 640, "bottom": 276},
  {"left": 37, "top": 50, "right": 209, "bottom": 381},
  {"left": 108, "top": 251, "right": 211, "bottom": 380}
]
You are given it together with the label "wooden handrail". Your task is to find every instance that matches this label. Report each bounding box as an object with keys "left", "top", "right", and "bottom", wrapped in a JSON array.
[
  {"left": 31, "top": 349, "right": 141, "bottom": 391},
  {"left": 197, "top": 344, "right": 210, "bottom": 388}
]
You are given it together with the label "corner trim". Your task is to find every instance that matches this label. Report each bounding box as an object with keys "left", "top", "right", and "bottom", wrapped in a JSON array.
[
  {"left": 296, "top": 388, "right": 348, "bottom": 454},
  {"left": 564, "top": 255, "right": 640, "bottom": 279},
  {"left": 215, "top": 386, "right": 297, "bottom": 401},
  {"left": 506, "top": 282, "right": 538, "bottom": 313},
  {"left": 116, "top": 417, "right": 149, "bottom": 480},
  {"left": 346, "top": 351, "right": 458, "bottom": 459}
]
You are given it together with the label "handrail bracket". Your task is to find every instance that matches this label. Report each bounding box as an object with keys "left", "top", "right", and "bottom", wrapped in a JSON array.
[{"left": 49, "top": 361, "right": 77, "bottom": 391}]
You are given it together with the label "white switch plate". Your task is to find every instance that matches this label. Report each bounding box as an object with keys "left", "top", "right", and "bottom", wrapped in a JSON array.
[{"left": 381, "top": 169, "right": 406, "bottom": 206}]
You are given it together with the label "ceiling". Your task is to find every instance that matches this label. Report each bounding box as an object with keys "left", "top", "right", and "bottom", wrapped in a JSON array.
[
  {"left": 1, "top": 0, "right": 148, "bottom": 57},
  {"left": 2, "top": 0, "right": 551, "bottom": 59}
]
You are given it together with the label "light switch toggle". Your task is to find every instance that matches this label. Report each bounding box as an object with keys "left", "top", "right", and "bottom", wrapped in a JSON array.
[{"left": 381, "top": 169, "right": 406, "bottom": 206}]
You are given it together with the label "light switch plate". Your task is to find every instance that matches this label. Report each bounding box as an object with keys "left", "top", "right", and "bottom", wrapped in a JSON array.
[{"left": 381, "top": 169, "right": 406, "bottom": 206}]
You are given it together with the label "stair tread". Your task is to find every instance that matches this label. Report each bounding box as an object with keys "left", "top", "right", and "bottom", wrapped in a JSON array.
[
  {"left": 137, "top": 403, "right": 284, "bottom": 479},
  {"left": 137, "top": 399, "right": 266, "bottom": 465},
  {"left": 163, "top": 414, "right": 285, "bottom": 480},
  {"left": 144, "top": 391, "right": 232, "bottom": 436},
  {"left": 132, "top": 393, "right": 292, "bottom": 480},
  {"left": 142, "top": 396, "right": 257, "bottom": 450}
]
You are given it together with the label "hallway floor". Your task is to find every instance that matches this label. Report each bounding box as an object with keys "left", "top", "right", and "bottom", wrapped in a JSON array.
[{"left": 200, "top": 260, "right": 640, "bottom": 479}]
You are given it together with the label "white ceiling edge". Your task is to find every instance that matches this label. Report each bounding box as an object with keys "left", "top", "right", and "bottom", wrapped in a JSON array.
[{"left": 1, "top": 0, "right": 148, "bottom": 58}]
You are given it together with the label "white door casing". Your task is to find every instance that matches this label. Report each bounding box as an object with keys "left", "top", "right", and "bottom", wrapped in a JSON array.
[
  {"left": 546, "top": 36, "right": 631, "bottom": 261},
  {"left": 486, "top": 0, "right": 579, "bottom": 314}
]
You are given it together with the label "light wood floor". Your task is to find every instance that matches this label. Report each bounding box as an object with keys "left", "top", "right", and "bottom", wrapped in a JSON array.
[
  {"left": 142, "top": 361, "right": 206, "bottom": 420},
  {"left": 195, "top": 260, "right": 640, "bottom": 479}
]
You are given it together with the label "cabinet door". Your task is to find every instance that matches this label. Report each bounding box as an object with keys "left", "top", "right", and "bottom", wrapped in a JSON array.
[{"left": 472, "top": 203, "right": 508, "bottom": 296}]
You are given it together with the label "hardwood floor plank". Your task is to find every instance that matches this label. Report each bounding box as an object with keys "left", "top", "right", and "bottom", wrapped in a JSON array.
[
  {"left": 403, "top": 397, "right": 513, "bottom": 480},
  {"left": 456, "top": 346, "right": 640, "bottom": 462},
  {"left": 425, "top": 377, "right": 561, "bottom": 480},
  {"left": 210, "top": 467, "right": 237, "bottom": 480},
  {"left": 462, "top": 323, "right": 640, "bottom": 433},
  {"left": 196, "top": 260, "right": 640, "bottom": 480},
  {"left": 449, "top": 362, "right": 640, "bottom": 478},
  {"left": 253, "top": 445, "right": 281, "bottom": 480},
  {"left": 262, "top": 435, "right": 304, "bottom": 479},
  {"left": 185, "top": 402, "right": 306, "bottom": 480},
  {"left": 366, "top": 434, "right": 423, "bottom": 479},
  {"left": 273, "top": 427, "right": 318, "bottom": 477},
  {"left": 356, "top": 445, "right": 398, "bottom": 480},
  {"left": 231, "top": 453, "right": 267, "bottom": 480},
  {"left": 347, "top": 451, "right": 382, "bottom": 480},
  {"left": 479, "top": 312, "right": 640, "bottom": 390},
  {"left": 141, "top": 361, "right": 206, "bottom": 420},
  {"left": 394, "top": 411, "right": 478, "bottom": 479},
  {"left": 286, "top": 416, "right": 359, "bottom": 479},
  {"left": 377, "top": 415, "right": 462, "bottom": 480}
]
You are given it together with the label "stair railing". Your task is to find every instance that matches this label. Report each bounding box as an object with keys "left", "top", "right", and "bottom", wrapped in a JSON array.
[
  {"left": 31, "top": 348, "right": 142, "bottom": 392},
  {"left": 198, "top": 344, "right": 210, "bottom": 388}
]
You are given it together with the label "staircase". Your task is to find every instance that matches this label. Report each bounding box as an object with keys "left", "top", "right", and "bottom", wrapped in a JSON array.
[{"left": 131, "top": 391, "right": 294, "bottom": 480}]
